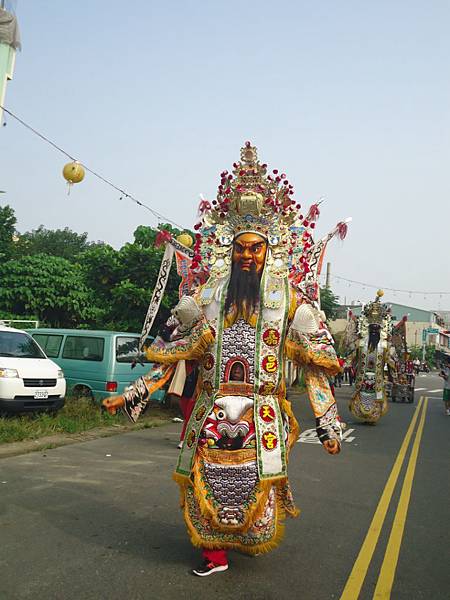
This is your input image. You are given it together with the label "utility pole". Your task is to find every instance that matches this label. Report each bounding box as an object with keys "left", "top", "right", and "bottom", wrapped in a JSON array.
[
  {"left": 325, "top": 262, "right": 331, "bottom": 289},
  {"left": 0, "top": 2, "right": 20, "bottom": 124}
]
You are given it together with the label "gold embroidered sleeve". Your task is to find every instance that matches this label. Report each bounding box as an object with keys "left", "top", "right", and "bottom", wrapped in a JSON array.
[
  {"left": 145, "top": 321, "right": 215, "bottom": 364},
  {"left": 288, "top": 287, "right": 301, "bottom": 321},
  {"left": 303, "top": 366, "right": 342, "bottom": 444},
  {"left": 285, "top": 329, "right": 340, "bottom": 376}
]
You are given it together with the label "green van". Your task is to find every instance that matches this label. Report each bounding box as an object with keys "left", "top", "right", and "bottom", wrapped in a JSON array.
[{"left": 27, "top": 329, "right": 165, "bottom": 404}]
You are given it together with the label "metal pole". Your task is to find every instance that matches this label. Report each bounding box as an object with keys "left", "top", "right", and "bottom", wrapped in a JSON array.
[{"left": 325, "top": 262, "right": 331, "bottom": 289}]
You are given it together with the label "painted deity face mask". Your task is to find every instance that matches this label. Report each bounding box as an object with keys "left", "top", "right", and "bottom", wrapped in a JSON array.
[
  {"left": 232, "top": 232, "right": 267, "bottom": 274},
  {"left": 225, "top": 233, "right": 267, "bottom": 318}
]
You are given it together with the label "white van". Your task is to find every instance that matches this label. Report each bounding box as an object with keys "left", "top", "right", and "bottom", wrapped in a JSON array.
[{"left": 0, "top": 325, "right": 66, "bottom": 414}]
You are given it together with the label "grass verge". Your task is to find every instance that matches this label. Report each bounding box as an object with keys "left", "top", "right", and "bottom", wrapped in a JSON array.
[{"left": 0, "top": 397, "right": 178, "bottom": 445}]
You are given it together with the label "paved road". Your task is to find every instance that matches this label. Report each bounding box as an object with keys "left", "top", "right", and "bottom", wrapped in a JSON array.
[{"left": 0, "top": 373, "right": 449, "bottom": 600}]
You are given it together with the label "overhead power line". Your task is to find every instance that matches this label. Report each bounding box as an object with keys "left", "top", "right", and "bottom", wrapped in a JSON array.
[
  {"left": 329, "top": 274, "right": 450, "bottom": 297},
  {"left": 4, "top": 103, "right": 449, "bottom": 299},
  {"left": 0, "top": 104, "right": 186, "bottom": 231}
]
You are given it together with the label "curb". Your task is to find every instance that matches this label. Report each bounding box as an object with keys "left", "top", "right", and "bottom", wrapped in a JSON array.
[
  {"left": 0, "top": 418, "right": 170, "bottom": 460},
  {"left": 1, "top": 388, "right": 306, "bottom": 460}
]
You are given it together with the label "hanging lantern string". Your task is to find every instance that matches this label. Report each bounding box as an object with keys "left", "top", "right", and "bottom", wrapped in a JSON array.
[
  {"left": 327, "top": 273, "right": 450, "bottom": 296},
  {"left": 0, "top": 104, "right": 185, "bottom": 230}
]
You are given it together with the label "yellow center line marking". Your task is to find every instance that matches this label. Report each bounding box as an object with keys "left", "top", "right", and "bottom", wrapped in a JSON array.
[
  {"left": 373, "top": 397, "right": 429, "bottom": 599},
  {"left": 339, "top": 397, "right": 424, "bottom": 600}
]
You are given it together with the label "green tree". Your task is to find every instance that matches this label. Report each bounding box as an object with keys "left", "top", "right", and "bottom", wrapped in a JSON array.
[
  {"left": 75, "top": 224, "right": 183, "bottom": 333},
  {"left": 108, "top": 238, "right": 181, "bottom": 334},
  {"left": 0, "top": 204, "right": 17, "bottom": 261},
  {"left": 0, "top": 254, "right": 97, "bottom": 327},
  {"left": 408, "top": 344, "right": 436, "bottom": 367},
  {"left": 0, "top": 221, "right": 186, "bottom": 332},
  {"left": 320, "top": 287, "right": 340, "bottom": 321},
  {"left": 133, "top": 225, "right": 158, "bottom": 248},
  {"left": 15, "top": 225, "right": 100, "bottom": 261},
  {"left": 77, "top": 244, "right": 120, "bottom": 301}
]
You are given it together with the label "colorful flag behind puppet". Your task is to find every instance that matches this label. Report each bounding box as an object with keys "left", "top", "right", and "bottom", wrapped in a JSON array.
[{"left": 135, "top": 232, "right": 194, "bottom": 359}]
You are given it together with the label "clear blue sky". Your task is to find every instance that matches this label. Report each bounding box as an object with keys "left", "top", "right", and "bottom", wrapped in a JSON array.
[{"left": 1, "top": 0, "right": 449, "bottom": 310}]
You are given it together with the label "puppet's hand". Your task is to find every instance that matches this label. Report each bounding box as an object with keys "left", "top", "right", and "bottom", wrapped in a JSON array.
[
  {"left": 102, "top": 396, "right": 125, "bottom": 415},
  {"left": 171, "top": 296, "right": 202, "bottom": 333},
  {"left": 323, "top": 439, "right": 341, "bottom": 455}
]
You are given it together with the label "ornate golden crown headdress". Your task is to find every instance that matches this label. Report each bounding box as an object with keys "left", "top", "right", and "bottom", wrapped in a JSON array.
[
  {"left": 362, "top": 291, "right": 390, "bottom": 324},
  {"left": 190, "top": 142, "right": 350, "bottom": 293},
  {"left": 196, "top": 142, "right": 298, "bottom": 242}
]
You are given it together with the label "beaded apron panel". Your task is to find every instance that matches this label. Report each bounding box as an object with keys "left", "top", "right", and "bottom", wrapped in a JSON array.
[
  {"left": 204, "top": 460, "right": 258, "bottom": 526},
  {"left": 220, "top": 319, "right": 256, "bottom": 383}
]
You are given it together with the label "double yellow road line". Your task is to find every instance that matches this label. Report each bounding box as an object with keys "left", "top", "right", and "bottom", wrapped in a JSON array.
[{"left": 340, "top": 396, "right": 429, "bottom": 600}]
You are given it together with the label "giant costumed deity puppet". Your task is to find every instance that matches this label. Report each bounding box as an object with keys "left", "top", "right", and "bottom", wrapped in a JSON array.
[
  {"left": 104, "top": 142, "right": 351, "bottom": 576},
  {"left": 347, "top": 290, "right": 395, "bottom": 424}
]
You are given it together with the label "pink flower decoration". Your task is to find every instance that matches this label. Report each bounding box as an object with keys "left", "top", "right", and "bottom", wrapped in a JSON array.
[
  {"left": 307, "top": 203, "right": 321, "bottom": 222},
  {"left": 155, "top": 229, "right": 172, "bottom": 247},
  {"left": 199, "top": 199, "right": 211, "bottom": 213}
]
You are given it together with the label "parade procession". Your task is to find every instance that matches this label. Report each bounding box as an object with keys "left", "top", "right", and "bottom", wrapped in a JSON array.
[{"left": 1, "top": 3, "right": 449, "bottom": 600}]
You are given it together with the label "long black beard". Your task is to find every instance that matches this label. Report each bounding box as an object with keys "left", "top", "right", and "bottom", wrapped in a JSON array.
[
  {"left": 368, "top": 325, "right": 381, "bottom": 352},
  {"left": 225, "top": 263, "right": 261, "bottom": 318}
]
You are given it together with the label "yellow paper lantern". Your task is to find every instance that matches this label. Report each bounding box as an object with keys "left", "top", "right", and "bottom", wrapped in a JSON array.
[
  {"left": 63, "top": 161, "right": 85, "bottom": 185},
  {"left": 176, "top": 233, "right": 194, "bottom": 248}
]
